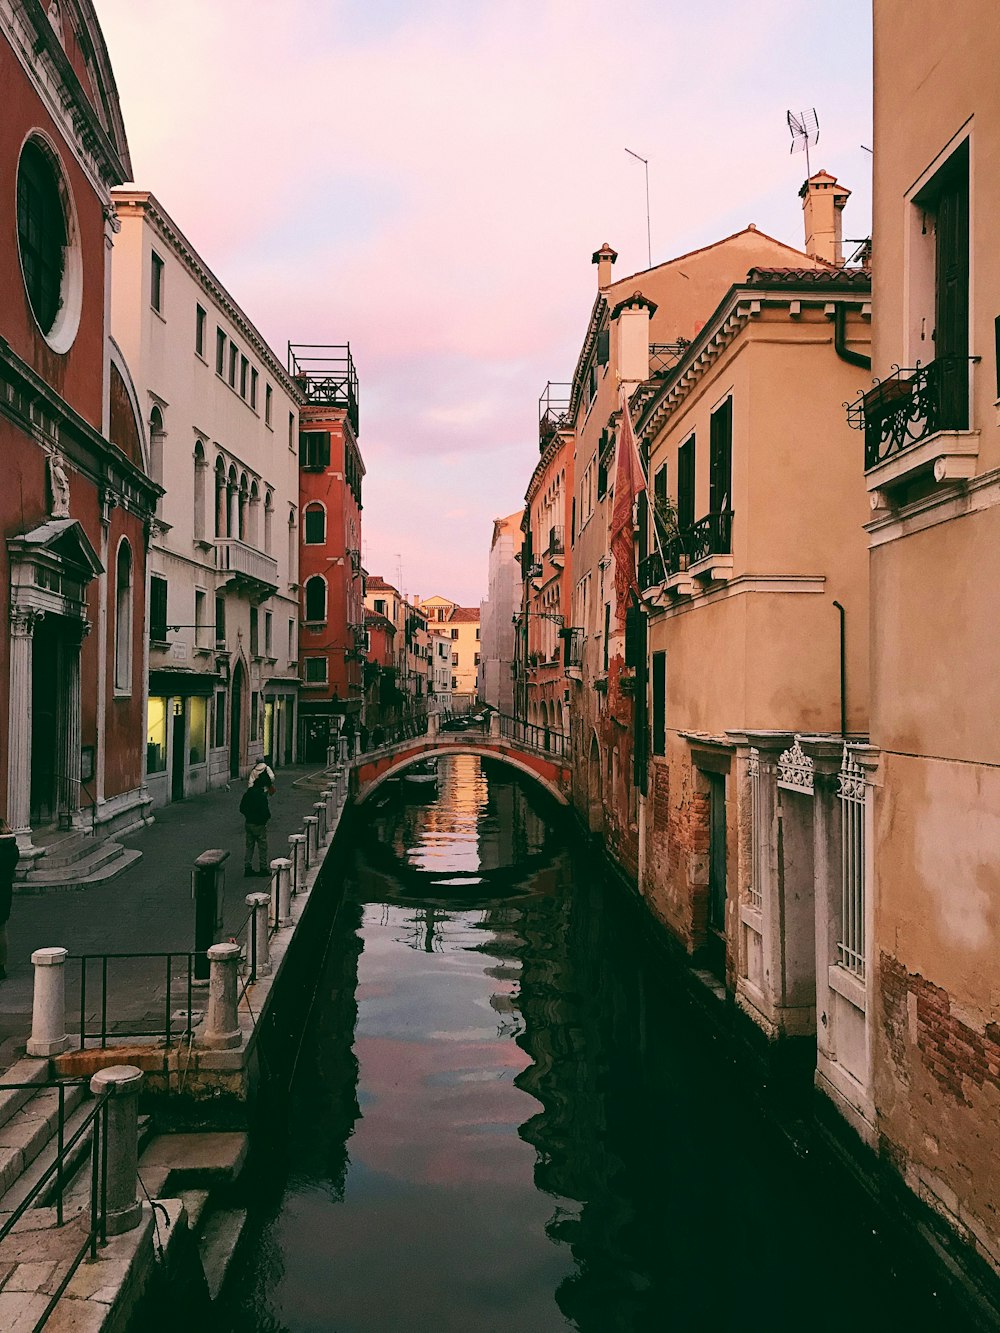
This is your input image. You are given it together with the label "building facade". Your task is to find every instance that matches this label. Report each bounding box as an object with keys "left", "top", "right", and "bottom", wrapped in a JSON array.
[
  {"left": 111, "top": 191, "right": 303, "bottom": 804},
  {"left": 419, "top": 596, "right": 480, "bottom": 707},
  {"left": 479, "top": 510, "right": 522, "bottom": 714},
  {"left": 1, "top": 0, "right": 158, "bottom": 878},
  {"left": 293, "top": 345, "right": 365, "bottom": 761}
]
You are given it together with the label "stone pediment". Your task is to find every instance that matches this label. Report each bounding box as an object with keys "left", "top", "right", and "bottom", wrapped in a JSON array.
[{"left": 8, "top": 519, "right": 104, "bottom": 578}]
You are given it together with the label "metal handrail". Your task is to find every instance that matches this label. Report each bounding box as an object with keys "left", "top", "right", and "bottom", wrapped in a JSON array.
[
  {"left": 498, "top": 712, "right": 568, "bottom": 758},
  {"left": 0, "top": 1080, "right": 111, "bottom": 1329},
  {"left": 68, "top": 952, "right": 198, "bottom": 1050},
  {"left": 50, "top": 772, "right": 97, "bottom": 835}
]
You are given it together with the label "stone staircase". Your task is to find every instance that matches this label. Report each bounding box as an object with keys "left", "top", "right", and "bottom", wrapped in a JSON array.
[{"left": 15, "top": 830, "right": 141, "bottom": 892}]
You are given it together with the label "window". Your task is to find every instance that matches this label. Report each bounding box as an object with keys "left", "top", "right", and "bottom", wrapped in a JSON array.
[
  {"left": 452, "top": 652, "right": 459, "bottom": 666},
  {"left": 304, "top": 575, "right": 327, "bottom": 623},
  {"left": 475, "top": 627, "right": 480, "bottom": 640},
  {"left": 149, "top": 575, "right": 168, "bottom": 642},
  {"left": 214, "top": 689, "right": 226, "bottom": 748},
  {"left": 304, "top": 503, "right": 326, "bottom": 545},
  {"left": 251, "top": 691, "right": 259, "bottom": 740},
  {"left": 299, "top": 431, "right": 331, "bottom": 469},
  {"left": 228, "top": 342, "right": 238, "bottom": 388},
  {"left": 16, "top": 138, "right": 68, "bottom": 340},
  {"left": 193, "top": 441, "right": 208, "bottom": 539},
  {"left": 265, "top": 383, "right": 273, "bottom": 427},
  {"left": 148, "top": 405, "right": 164, "bottom": 491},
  {"left": 146, "top": 698, "right": 167, "bottom": 774},
  {"left": 264, "top": 610, "right": 273, "bottom": 656},
  {"left": 287, "top": 505, "right": 296, "bottom": 577},
  {"left": 215, "top": 593, "right": 226, "bottom": 648},
  {"left": 917, "top": 140, "right": 970, "bottom": 427},
  {"left": 374, "top": 598, "right": 386, "bottom": 615},
  {"left": 288, "top": 412, "right": 295, "bottom": 452},
  {"left": 264, "top": 491, "right": 274, "bottom": 554},
  {"left": 150, "top": 251, "right": 164, "bottom": 313},
  {"left": 451, "top": 674, "right": 458, "bottom": 689},
  {"left": 240, "top": 355, "right": 249, "bottom": 399},
  {"left": 652, "top": 651, "right": 666, "bottom": 756},
  {"left": 216, "top": 327, "right": 226, "bottom": 375},
  {"left": 450, "top": 628, "right": 459, "bottom": 640},
  {"left": 603, "top": 601, "right": 611, "bottom": 673},
  {"left": 653, "top": 463, "right": 668, "bottom": 544},
  {"left": 709, "top": 397, "right": 733, "bottom": 514},
  {"left": 287, "top": 618, "right": 295, "bottom": 661},
  {"left": 474, "top": 652, "right": 480, "bottom": 666},
  {"left": 195, "top": 304, "right": 206, "bottom": 357},
  {"left": 189, "top": 695, "right": 207, "bottom": 766},
  {"left": 677, "top": 435, "right": 695, "bottom": 531},
  {"left": 250, "top": 367, "right": 258, "bottom": 410},
  {"left": 250, "top": 607, "right": 259, "bottom": 656},
  {"left": 194, "top": 589, "right": 207, "bottom": 649},
  {"left": 304, "top": 657, "right": 327, "bottom": 684},
  {"left": 114, "top": 540, "right": 133, "bottom": 693}
]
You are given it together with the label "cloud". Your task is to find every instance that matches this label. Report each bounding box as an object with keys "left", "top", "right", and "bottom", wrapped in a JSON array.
[{"left": 98, "top": 0, "right": 871, "bottom": 604}]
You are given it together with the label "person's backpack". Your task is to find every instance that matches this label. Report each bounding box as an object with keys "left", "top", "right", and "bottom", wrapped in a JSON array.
[{"left": 239, "top": 782, "right": 270, "bottom": 822}]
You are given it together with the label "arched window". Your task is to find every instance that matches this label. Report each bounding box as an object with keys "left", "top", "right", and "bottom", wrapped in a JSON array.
[
  {"left": 226, "top": 465, "right": 238, "bottom": 538},
  {"left": 114, "top": 539, "right": 133, "bottom": 693},
  {"left": 247, "top": 480, "right": 260, "bottom": 548},
  {"left": 287, "top": 507, "right": 297, "bottom": 584},
  {"left": 148, "top": 405, "right": 164, "bottom": 491},
  {"left": 238, "top": 472, "right": 249, "bottom": 541},
  {"left": 214, "top": 456, "right": 226, "bottom": 537},
  {"left": 264, "top": 490, "right": 274, "bottom": 554},
  {"left": 304, "top": 575, "right": 326, "bottom": 623},
  {"left": 303, "top": 503, "right": 326, "bottom": 545},
  {"left": 194, "top": 440, "right": 207, "bottom": 539}
]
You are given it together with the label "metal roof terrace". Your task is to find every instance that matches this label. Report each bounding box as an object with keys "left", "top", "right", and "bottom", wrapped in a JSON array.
[{"left": 288, "top": 343, "right": 359, "bottom": 434}]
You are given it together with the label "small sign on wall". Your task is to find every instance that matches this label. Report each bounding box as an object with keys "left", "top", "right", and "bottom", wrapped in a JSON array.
[{"left": 81, "top": 746, "right": 95, "bottom": 784}]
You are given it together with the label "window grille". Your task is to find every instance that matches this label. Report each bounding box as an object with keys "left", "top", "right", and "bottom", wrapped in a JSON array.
[
  {"left": 837, "top": 746, "right": 867, "bottom": 978},
  {"left": 747, "top": 748, "right": 762, "bottom": 911}
]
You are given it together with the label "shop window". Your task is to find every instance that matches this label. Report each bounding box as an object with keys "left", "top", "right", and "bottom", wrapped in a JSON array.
[
  {"left": 189, "top": 695, "right": 207, "bottom": 766},
  {"left": 146, "top": 697, "right": 167, "bottom": 774}
]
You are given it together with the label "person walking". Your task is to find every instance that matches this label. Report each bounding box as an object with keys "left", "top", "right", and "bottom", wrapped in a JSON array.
[
  {"left": 0, "top": 819, "right": 20, "bottom": 980},
  {"left": 239, "top": 768, "right": 273, "bottom": 878}
]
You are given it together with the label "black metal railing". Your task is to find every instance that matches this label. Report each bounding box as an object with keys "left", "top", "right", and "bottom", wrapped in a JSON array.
[
  {"left": 0, "top": 1079, "right": 111, "bottom": 1327},
  {"left": 563, "top": 628, "right": 584, "bottom": 668},
  {"left": 288, "top": 343, "right": 359, "bottom": 433},
  {"left": 685, "top": 510, "right": 732, "bottom": 565},
  {"left": 358, "top": 714, "right": 434, "bottom": 755},
  {"left": 847, "top": 356, "right": 970, "bottom": 471},
  {"left": 538, "top": 382, "right": 572, "bottom": 448},
  {"left": 548, "top": 525, "right": 564, "bottom": 554},
  {"left": 639, "top": 550, "right": 665, "bottom": 590},
  {"left": 69, "top": 953, "right": 198, "bottom": 1050},
  {"left": 498, "top": 713, "right": 568, "bottom": 758},
  {"left": 649, "top": 340, "right": 689, "bottom": 376}
]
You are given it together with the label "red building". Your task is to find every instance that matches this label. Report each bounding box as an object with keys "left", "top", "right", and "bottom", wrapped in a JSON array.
[
  {"left": 292, "top": 345, "right": 365, "bottom": 760},
  {"left": 1, "top": 1, "right": 158, "bottom": 878}
]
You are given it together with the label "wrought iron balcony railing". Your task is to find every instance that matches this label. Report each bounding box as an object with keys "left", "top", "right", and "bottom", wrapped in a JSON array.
[
  {"left": 685, "top": 510, "right": 732, "bottom": 566},
  {"left": 846, "top": 356, "right": 970, "bottom": 471},
  {"left": 548, "top": 524, "right": 564, "bottom": 554},
  {"left": 639, "top": 551, "right": 664, "bottom": 590},
  {"left": 564, "top": 627, "right": 584, "bottom": 668}
]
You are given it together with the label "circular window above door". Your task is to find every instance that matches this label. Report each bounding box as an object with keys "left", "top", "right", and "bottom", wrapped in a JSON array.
[{"left": 16, "top": 135, "right": 82, "bottom": 354}]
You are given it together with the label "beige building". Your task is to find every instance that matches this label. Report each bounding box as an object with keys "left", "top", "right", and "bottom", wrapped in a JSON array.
[
  {"left": 419, "top": 596, "right": 480, "bottom": 707},
  {"left": 845, "top": 0, "right": 1000, "bottom": 1279}
]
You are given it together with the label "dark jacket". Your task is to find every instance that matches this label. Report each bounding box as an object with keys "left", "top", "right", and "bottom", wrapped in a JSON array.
[
  {"left": 239, "top": 781, "right": 271, "bottom": 825},
  {"left": 0, "top": 834, "right": 20, "bottom": 924}
]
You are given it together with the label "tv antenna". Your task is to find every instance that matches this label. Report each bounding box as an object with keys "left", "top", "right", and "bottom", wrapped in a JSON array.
[
  {"left": 625, "top": 147, "right": 652, "bottom": 269},
  {"left": 787, "top": 108, "right": 820, "bottom": 178}
]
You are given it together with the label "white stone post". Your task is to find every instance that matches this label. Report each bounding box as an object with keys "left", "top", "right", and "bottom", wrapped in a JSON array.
[
  {"left": 201, "top": 943, "right": 241, "bottom": 1049},
  {"left": 272, "top": 857, "right": 292, "bottom": 927},
  {"left": 7, "top": 607, "right": 37, "bottom": 839},
  {"left": 27, "top": 947, "right": 70, "bottom": 1056},
  {"left": 288, "top": 833, "right": 306, "bottom": 894},
  {"left": 89, "top": 1065, "right": 143, "bottom": 1235},
  {"left": 313, "top": 801, "right": 327, "bottom": 845},
  {"left": 304, "top": 815, "right": 319, "bottom": 865},
  {"left": 427, "top": 712, "right": 439, "bottom": 739},
  {"left": 489, "top": 710, "right": 501, "bottom": 739},
  {"left": 245, "top": 892, "right": 271, "bottom": 977}
]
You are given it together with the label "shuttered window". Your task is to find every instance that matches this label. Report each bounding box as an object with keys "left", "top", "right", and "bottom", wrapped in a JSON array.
[
  {"left": 149, "top": 575, "right": 168, "bottom": 643},
  {"left": 299, "top": 431, "right": 331, "bottom": 469},
  {"left": 709, "top": 397, "right": 732, "bottom": 515},
  {"left": 651, "top": 651, "right": 666, "bottom": 756},
  {"left": 677, "top": 435, "right": 695, "bottom": 531}
]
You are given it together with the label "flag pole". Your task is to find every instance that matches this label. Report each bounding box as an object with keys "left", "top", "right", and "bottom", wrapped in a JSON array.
[{"left": 618, "top": 380, "right": 668, "bottom": 601}]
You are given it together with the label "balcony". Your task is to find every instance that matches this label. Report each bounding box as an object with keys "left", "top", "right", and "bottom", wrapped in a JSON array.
[
  {"left": 538, "top": 382, "right": 571, "bottom": 451},
  {"left": 564, "top": 627, "right": 584, "bottom": 676},
  {"left": 640, "top": 511, "right": 733, "bottom": 602},
  {"left": 847, "top": 357, "right": 978, "bottom": 499},
  {"left": 288, "top": 343, "right": 359, "bottom": 434},
  {"left": 548, "top": 525, "right": 564, "bottom": 555},
  {"left": 215, "top": 539, "right": 278, "bottom": 597}
]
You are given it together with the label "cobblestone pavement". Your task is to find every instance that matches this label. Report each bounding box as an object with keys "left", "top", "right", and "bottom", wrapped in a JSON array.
[{"left": 0, "top": 764, "right": 335, "bottom": 1073}]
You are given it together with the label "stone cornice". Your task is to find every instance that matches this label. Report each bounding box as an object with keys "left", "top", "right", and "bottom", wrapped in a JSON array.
[{"left": 112, "top": 191, "right": 306, "bottom": 406}]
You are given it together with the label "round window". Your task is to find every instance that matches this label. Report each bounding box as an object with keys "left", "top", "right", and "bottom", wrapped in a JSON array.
[{"left": 16, "top": 137, "right": 81, "bottom": 353}]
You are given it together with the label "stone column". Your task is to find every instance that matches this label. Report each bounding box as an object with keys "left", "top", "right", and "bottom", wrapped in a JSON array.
[
  {"left": 304, "top": 815, "right": 319, "bottom": 865},
  {"left": 89, "top": 1065, "right": 143, "bottom": 1235},
  {"left": 27, "top": 947, "right": 70, "bottom": 1056},
  {"left": 245, "top": 892, "right": 271, "bottom": 977},
  {"left": 313, "top": 801, "right": 327, "bottom": 845},
  {"left": 272, "top": 857, "right": 292, "bottom": 927},
  {"left": 7, "top": 607, "right": 38, "bottom": 840},
  {"left": 288, "top": 833, "right": 306, "bottom": 894},
  {"left": 201, "top": 943, "right": 241, "bottom": 1049}
]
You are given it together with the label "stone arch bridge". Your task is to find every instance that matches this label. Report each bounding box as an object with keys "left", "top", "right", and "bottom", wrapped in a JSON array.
[{"left": 350, "top": 714, "right": 572, "bottom": 806}]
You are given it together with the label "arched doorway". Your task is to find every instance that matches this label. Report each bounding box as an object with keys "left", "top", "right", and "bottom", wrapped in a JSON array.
[
  {"left": 587, "top": 733, "right": 603, "bottom": 833},
  {"left": 230, "top": 658, "right": 246, "bottom": 778}
]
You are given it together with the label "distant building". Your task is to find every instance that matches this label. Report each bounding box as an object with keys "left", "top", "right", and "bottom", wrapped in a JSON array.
[
  {"left": 479, "top": 511, "right": 523, "bottom": 714},
  {"left": 0, "top": 1, "right": 159, "bottom": 879},
  {"left": 112, "top": 191, "right": 303, "bottom": 802},
  {"left": 428, "top": 629, "right": 453, "bottom": 712},
  {"left": 419, "top": 596, "right": 481, "bottom": 708},
  {"left": 293, "top": 345, "right": 365, "bottom": 761}
]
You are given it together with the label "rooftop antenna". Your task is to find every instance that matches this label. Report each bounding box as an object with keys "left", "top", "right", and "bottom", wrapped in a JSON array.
[
  {"left": 625, "top": 147, "right": 652, "bottom": 269},
  {"left": 787, "top": 108, "right": 820, "bottom": 179}
]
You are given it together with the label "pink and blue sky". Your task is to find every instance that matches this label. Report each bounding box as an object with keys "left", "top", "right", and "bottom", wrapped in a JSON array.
[{"left": 99, "top": 0, "right": 872, "bottom": 606}]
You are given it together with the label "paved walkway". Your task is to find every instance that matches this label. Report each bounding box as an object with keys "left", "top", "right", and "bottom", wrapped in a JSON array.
[{"left": 0, "top": 764, "right": 335, "bottom": 1073}]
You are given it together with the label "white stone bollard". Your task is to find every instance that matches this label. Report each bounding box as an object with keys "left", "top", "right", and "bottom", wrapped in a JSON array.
[
  {"left": 313, "top": 801, "right": 327, "bottom": 845},
  {"left": 272, "top": 857, "right": 292, "bottom": 927},
  {"left": 321, "top": 786, "right": 334, "bottom": 826},
  {"left": 304, "top": 815, "right": 319, "bottom": 865},
  {"left": 89, "top": 1065, "right": 143, "bottom": 1235},
  {"left": 245, "top": 892, "right": 271, "bottom": 977},
  {"left": 489, "top": 710, "right": 501, "bottom": 738},
  {"left": 202, "top": 943, "right": 242, "bottom": 1050},
  {"left": 427, "top": 712, "right": 440, "bottom": 739},
  {"left": 288, "top": 834, "right": 306, "bottom": 894},
  {"left": 27, "top": 948, "right": 70, "bottom": 1057}
]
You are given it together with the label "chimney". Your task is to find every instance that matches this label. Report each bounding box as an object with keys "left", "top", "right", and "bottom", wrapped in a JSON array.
[
  {"left": 800, "top": 170, "right": 850, "bottom": 265},
  {"left": 591, "top": 242, "right": 618, "bottom": 289}
]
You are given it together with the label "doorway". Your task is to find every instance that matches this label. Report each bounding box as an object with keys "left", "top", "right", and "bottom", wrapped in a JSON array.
[
  {"left": 30, "top": 616, "right": 61, "bottom": 826},
  {"left": 230, "top": 661, "right": 245, "bottom": 779},
  {"left": 171, "top": 699, "right": 186, "bottom": 802}
]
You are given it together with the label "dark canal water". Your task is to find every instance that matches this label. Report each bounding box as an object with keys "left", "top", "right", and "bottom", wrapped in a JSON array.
[{"left": 216, "top": 756, "right": 971, "bottom": 1332}]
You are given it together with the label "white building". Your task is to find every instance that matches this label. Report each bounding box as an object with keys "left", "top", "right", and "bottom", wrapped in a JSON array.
[
  {"left": 428, "top": 630, "right": 453, "bottom": 712},
  {"left": 111, "top": 190, "right": 302, "bottom": 806},
  {"left": 479, "top": 511, "right": 522, "bottom": 714}
]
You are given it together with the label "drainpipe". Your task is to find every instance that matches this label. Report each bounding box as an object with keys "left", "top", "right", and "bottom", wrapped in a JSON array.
[
  {"left": 832, "top": 600, "right": 847, "bottom": 737},
  {"left": 833, "top": 303, "right": 871, "bottom": 371}
]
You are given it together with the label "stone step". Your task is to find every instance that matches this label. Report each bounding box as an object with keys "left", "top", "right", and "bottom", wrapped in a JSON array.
[
  {"left": 28, "top": 831, "right": 98, "bottom": 870},
  {"left": 0, "top": 1096, "right": 95, "bottom": 1220},
  {"left": 0, "top": 1082, "right": 88, "bottom": 1202},
  {"left": 0, "top": 1060, "right": 51, "bottom": 1134},
  {"left": 138, "top": 1132, "right": 248, "bottom": 1194},
  {"left": 177, "top": 1187, "right": 211, "bottom": 1236},
  {"left": 22, "top": 846, "right": 143, "bottom": 891},
  {"left": 198, "top": 1206, "right": 248, "bottom": 1301}
]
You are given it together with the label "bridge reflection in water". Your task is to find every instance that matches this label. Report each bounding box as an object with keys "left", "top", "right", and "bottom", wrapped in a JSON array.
[{"left": 215, "top": 756, "right": 968, "bottom": 1333}]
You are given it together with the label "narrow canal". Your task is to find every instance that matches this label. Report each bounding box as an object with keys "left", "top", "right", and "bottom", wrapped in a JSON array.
[{"left": 216, "top": 755, "right": 971, "bottom": 1332}]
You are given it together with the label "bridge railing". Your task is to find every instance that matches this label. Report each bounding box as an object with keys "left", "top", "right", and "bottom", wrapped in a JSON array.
[{"left": 498, "top": 713, "right": 568, "bottom": 759}]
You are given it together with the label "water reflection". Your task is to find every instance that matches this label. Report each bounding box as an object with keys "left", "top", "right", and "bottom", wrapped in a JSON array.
[{"left": 216, "top": 756, "right": 970, "bottom": 1333}]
